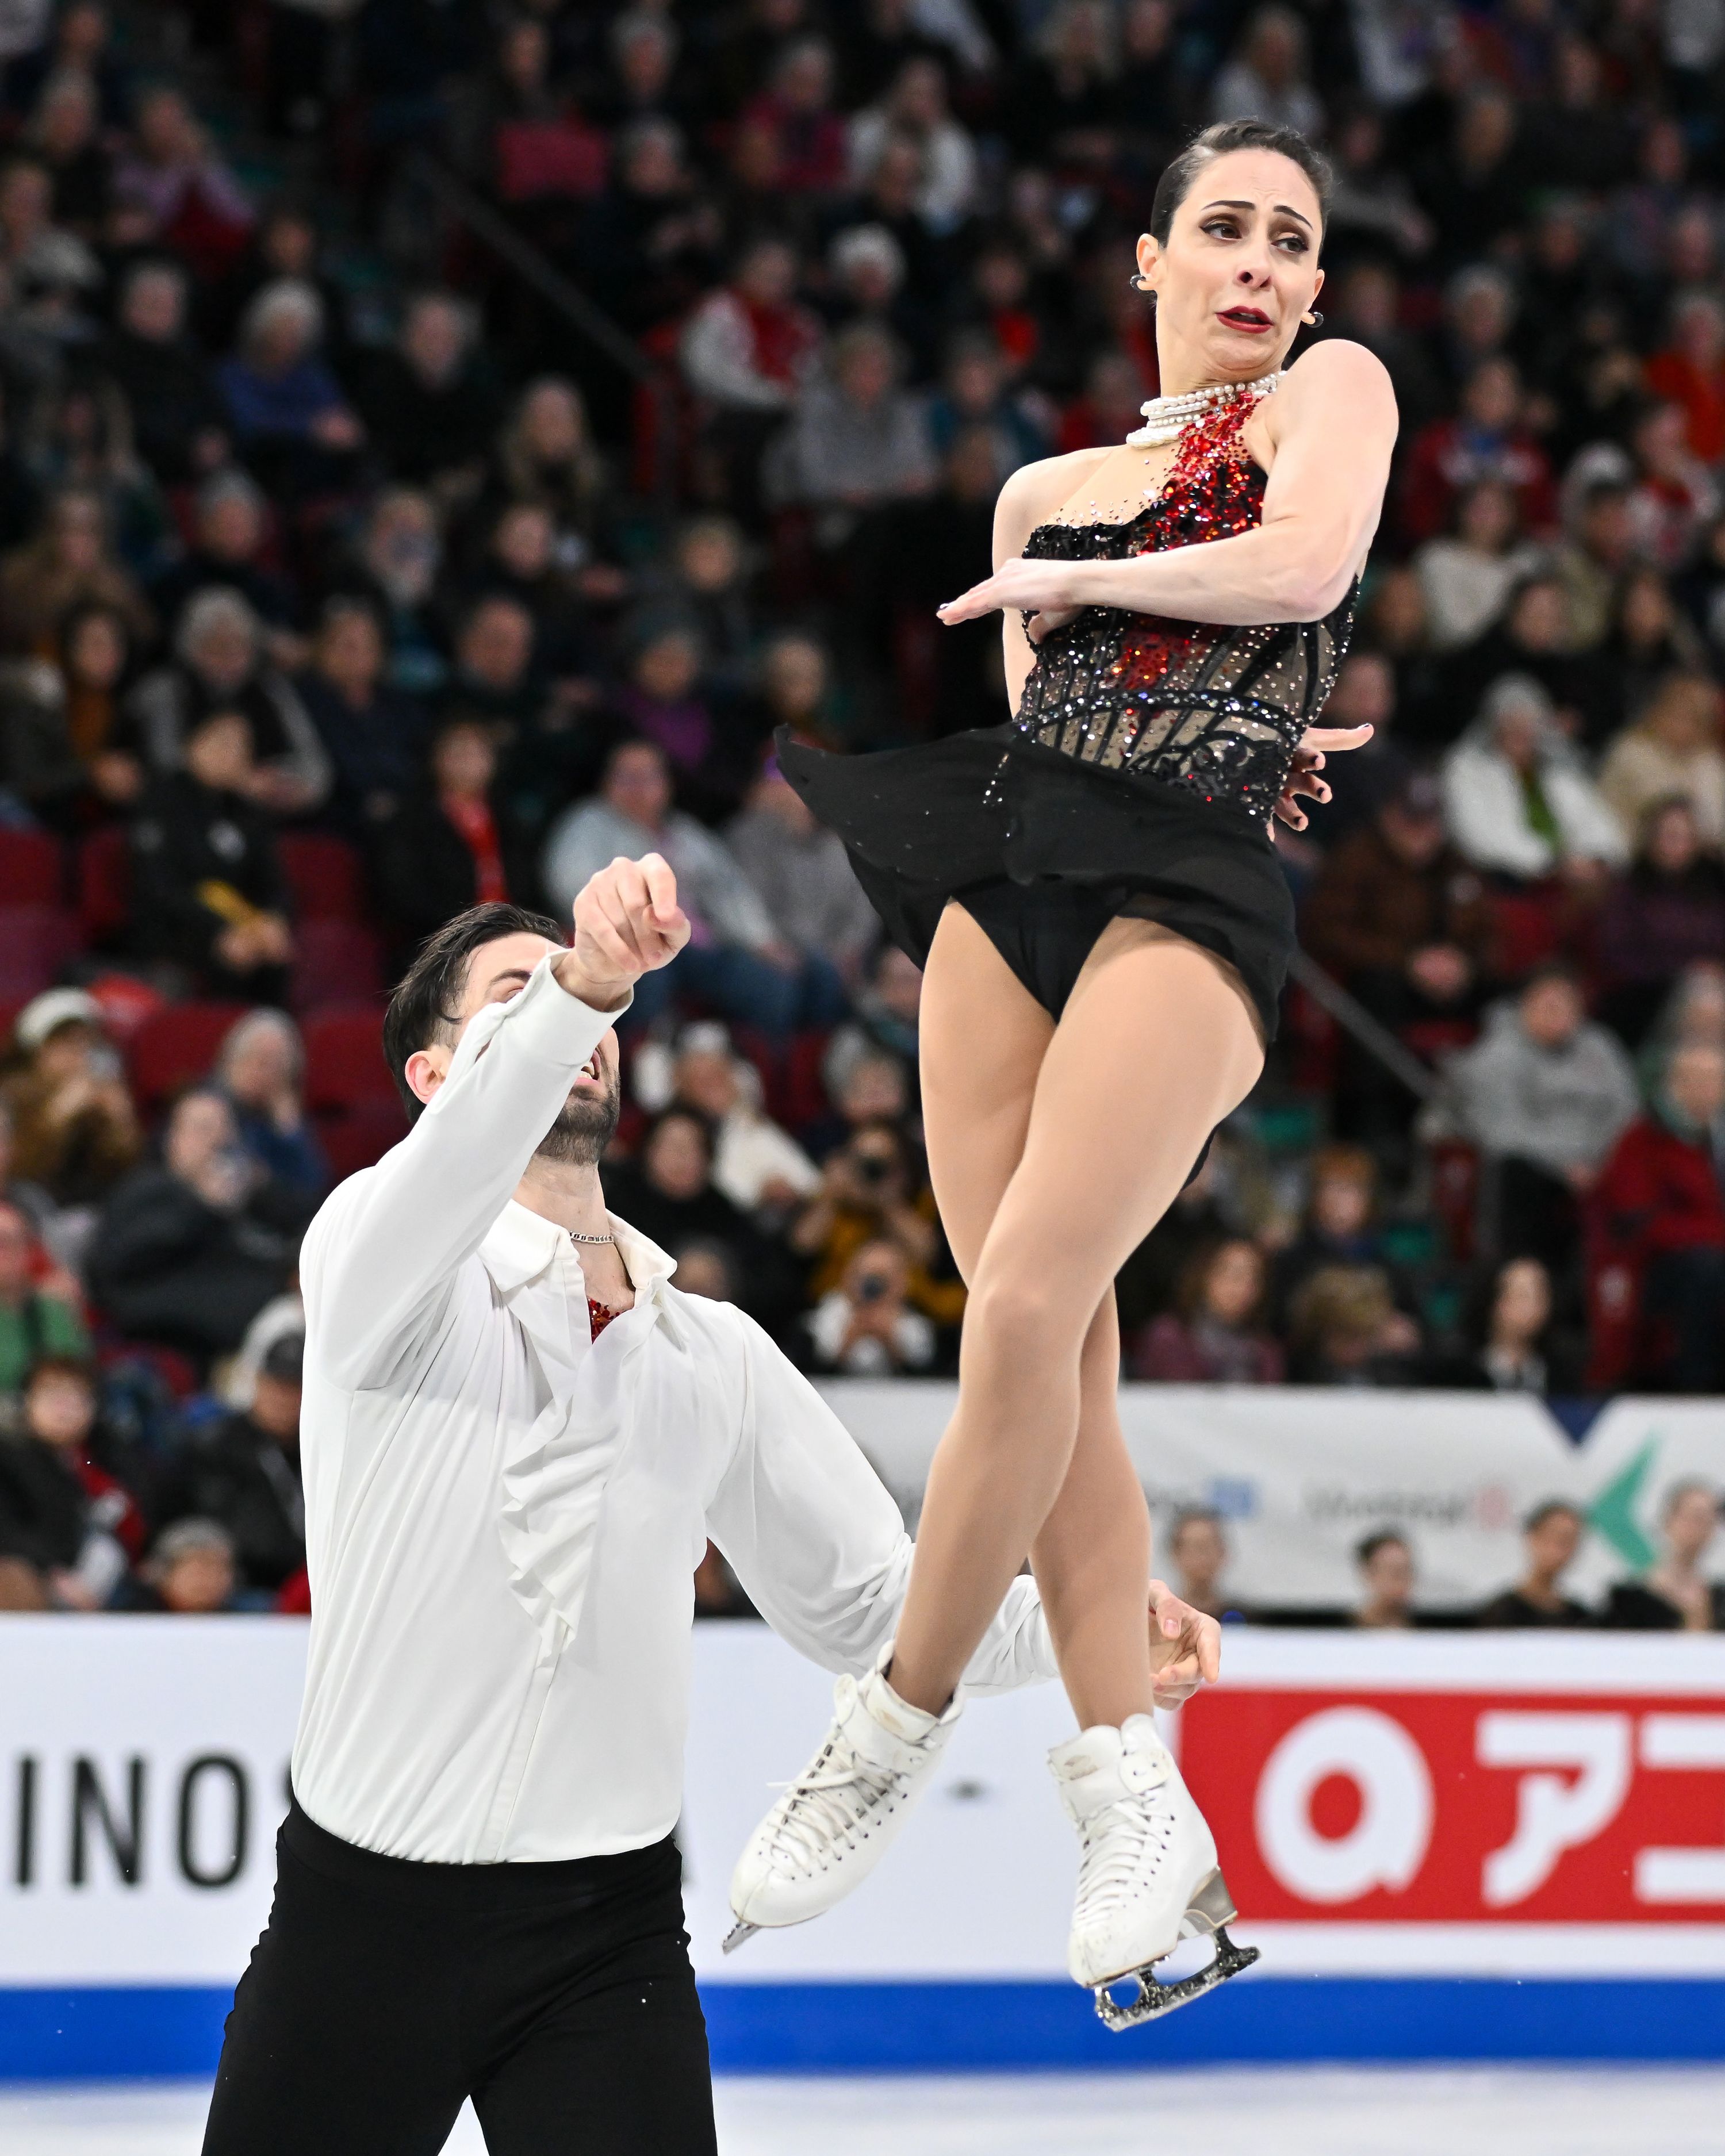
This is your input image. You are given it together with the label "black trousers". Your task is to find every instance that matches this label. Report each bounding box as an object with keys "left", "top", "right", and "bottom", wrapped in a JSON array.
[{"left": 202, "top": 1802, "right": 717, "bottom": 2156}]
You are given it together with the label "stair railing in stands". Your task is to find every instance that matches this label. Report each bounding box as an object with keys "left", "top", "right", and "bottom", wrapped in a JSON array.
[
  {"left": 407, "top": 154, "right": 681, "bottom": 516},
  {"left": 1285, "top": 947, "right": 1442, "bottom": 1106}
]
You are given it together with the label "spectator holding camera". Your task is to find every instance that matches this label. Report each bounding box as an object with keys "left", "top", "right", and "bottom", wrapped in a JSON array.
[
  {"left": 804, "top": 1237, "right": 937, "bottom": 1376},
  {"left": 791, "top": 1118, "right": 961, "bottom": 1333},
  {"left": 2, "top": 989, "right": 142, "bottom": 1213},
  {"left": 1477, "top": 1500, "right": 1593, "bottom": 1627}
]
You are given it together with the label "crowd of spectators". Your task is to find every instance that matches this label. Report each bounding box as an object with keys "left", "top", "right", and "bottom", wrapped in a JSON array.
[
  {"left": 1166, "top": 1479, "right": 1725, "bottom": 1631},
  {"left": 2, "top": 1, "right": 1725, "bottom": 1608}
]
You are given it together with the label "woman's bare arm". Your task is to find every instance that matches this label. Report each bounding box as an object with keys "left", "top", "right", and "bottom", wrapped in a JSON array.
[
  {"left": 991, "top": 448, "right": 1111, "bottom": 713},
  {"left": 942, "top": 343, "right": 1397, "bottom": 631}
]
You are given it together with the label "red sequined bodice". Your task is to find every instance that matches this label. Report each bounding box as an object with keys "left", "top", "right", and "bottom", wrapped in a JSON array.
[
  {"left": 588, "top": 1299, "right": 620, "bottom": 1341},
  {"left": 1014, "top": 389, "right": 1356, "bottom": 822}
]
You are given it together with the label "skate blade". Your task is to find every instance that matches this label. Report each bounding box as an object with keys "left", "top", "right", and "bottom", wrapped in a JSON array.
[
  {"left": 1091, "top": 1927, "right": 1260, "bottom": 2032},
  {"left": 721, "top": 1919, "right": 760, "bottom": 1955}
]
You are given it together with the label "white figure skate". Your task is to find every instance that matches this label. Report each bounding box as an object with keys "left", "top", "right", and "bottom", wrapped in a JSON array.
[
  {"left": 724, "top": 1652, "right": 960, "bottom": 1952},
  {"left": 1050, "top": 1714, "right": 1258, "bottom": 2029}
]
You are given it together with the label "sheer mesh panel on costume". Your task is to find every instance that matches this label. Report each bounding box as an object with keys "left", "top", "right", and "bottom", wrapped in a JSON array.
[{"left": 1011, "top": 439, "right": 1356, "bottom": 823}]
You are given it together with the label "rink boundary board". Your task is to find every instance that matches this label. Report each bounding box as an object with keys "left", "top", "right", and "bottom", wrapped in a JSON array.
[{"left": 3, "top": 1977, "right": 1724, "bottom": 2080}]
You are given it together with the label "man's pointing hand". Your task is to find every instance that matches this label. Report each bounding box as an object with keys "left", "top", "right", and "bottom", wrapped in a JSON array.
[{"left": 554, "top": 853, "right": 691, "bottom": 1011}]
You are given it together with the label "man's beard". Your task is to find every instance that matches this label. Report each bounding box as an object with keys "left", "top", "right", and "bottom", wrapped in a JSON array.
[{"left": 534, "top": 1067, "right": 622, "bottom": 1167}]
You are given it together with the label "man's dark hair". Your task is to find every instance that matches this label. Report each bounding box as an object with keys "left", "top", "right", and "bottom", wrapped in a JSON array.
[
  {"left": 1521, "top": 958, "right": 1584, "bottom": 998},
  {"left": 604, "top": 732, "right": 669, "bottom": 779},
  {"left": 26, "top": 1353, "right": 95, "bottom": 1392},
  {"left": 384, "top": 902, "right": 565, "bottom": 1119},
  {"left": 1523, "top": 1498, "right": 1581, "bottom": 1536},
  {"left": 1149, "top": 120, "right": 1334, "bottom": 248},
  {"left": 1355, "top": 1529, "right": 1409, "bottom": 1568}
]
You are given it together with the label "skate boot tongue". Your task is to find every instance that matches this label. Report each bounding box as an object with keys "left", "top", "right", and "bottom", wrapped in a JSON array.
[
  {"left": 1048, "top": 1716, "right": 1174, "bottom": 1826},
  {"left": 856, "top": 1664, "right": 952, "bottom": 1745}
]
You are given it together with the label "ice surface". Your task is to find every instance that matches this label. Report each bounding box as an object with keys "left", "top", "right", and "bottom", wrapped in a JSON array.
[{"left": 3, "top": 2068, "right": 1724, "bottom": 2156}]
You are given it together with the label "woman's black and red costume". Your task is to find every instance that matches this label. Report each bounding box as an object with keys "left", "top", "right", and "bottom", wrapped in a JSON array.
[{"left": 779, "top": 385, "right": 1356, "bottom": 1040}]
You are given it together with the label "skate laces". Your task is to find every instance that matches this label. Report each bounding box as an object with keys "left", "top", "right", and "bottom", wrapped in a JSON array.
[
  {"left": 762, "top": 1735, "right": 907, "bottom": 1871},
  {"left": 1075, "top": 1775, "right": 1178, "bottom": 1922}
]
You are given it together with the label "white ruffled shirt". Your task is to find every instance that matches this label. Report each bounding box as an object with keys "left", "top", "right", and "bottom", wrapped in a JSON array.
[{"left": 291, "top": 957, "right": 1055, "bottom": 1864}]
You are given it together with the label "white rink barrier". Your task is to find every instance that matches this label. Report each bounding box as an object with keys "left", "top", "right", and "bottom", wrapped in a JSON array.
[{"left": 2, "top": 1617, "right": 1725, "bottom": 2076}]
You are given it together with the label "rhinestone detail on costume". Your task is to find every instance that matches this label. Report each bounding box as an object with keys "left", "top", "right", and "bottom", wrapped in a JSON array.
[{"left": 1012, "top": 389, "right": 1356, "bottom": 822}]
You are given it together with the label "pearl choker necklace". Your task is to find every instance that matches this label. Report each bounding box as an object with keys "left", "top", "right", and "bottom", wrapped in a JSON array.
[{"left": 1125, "top": 371, "right": 1283, "bottom": 449}]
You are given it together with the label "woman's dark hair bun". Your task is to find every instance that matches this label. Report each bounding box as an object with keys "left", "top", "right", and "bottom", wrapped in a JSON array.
[{"left": 1149, "top": 120, "right": 1334, "bottom": 248}]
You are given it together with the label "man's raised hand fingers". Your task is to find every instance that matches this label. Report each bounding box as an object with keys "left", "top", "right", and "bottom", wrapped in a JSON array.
[
  {"left": 591, "top": 876, "right": 650, "bottom": 968},
  {"left": 611, "top": 854, "right": 653, "bottom": 911},
  {"left": 639, "top": 850, "right": 681, "bottom": 923},
  {"left": 574, "top": 898, "right": 637, "bottom": 980},
  {"left": 1196, "top": 1614, "right": 1222, "bottom": 1684}
]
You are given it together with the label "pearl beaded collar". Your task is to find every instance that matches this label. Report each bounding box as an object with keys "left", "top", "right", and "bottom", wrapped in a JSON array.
[{"left": 1125, "top": 371, "right": 1283, "bottom": 448}]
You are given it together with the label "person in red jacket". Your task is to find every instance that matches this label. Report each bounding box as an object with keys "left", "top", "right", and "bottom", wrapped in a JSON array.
[
  {"left": 1588, "top": 1041, "right": 1725, "bottom": 1391},
  {"left": 1398, "top": 356, "right": 1557, "bottom": 548}
]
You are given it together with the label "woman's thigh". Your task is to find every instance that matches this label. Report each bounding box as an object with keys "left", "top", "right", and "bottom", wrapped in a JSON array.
[
  {"left": 918, "top": 901, "right": 1056, "bottom": 1280},
  {"left": 975, "top": 918, "right": 1266, "bottom": 1314}
]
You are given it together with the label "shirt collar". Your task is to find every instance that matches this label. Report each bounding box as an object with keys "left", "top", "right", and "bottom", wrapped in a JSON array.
[{"left": 478, "top": 1198, "right": 677, "bottom": 1298}]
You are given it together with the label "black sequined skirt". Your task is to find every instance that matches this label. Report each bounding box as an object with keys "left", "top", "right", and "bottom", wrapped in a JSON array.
[{"left": 777, "top": 724, "right": 1294, "bottom": 1042}]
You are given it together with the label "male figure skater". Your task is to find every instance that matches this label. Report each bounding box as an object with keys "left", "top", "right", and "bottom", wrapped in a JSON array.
[{"left": 202, "top": 861, "right": 1217, "bottom": 2155}]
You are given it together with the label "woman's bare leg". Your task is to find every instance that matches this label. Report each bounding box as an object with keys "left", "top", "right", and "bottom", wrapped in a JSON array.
[
  {"left": 918, "top": 906, "right": 1153, "bottom": 1727},
  {"left": 891, "top": 915, "right": 1264, "bottom": 1720}
]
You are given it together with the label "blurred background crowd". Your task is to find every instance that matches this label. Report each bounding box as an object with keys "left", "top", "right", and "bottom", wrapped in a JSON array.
[{"left": 0, "top": 0, "right": 1724, "bottom": 1613}]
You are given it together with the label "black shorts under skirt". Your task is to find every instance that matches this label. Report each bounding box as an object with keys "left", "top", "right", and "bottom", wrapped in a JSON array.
[{"left": 777, "top": 724, "right": 1294, "bottom": 1043}]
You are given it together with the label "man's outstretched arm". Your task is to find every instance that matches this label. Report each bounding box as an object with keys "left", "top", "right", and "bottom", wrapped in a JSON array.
[
  {"left": 308, "top": 858, "right": 688, "bottom": 1389},
  {"left": 706, "top": 1317, "right": 1221, "bottom": 1706}
]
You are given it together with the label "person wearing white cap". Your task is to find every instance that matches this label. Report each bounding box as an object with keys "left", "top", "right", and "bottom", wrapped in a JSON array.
[{"left": 2, "top": 988, "right": 140, "bottom": 1209}]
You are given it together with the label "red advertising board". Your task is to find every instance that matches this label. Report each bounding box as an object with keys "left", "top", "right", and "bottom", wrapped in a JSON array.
[{"left": 1182, "top": 1683, "right": 1725, "bottom": 1925}]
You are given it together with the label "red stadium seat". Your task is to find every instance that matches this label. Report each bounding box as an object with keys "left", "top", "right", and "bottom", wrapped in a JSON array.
[
  {"left": 278, "top": 833, "right": 367, "bottom": 921},
  {"left": 1487, "top": 884, "right": 1571, "bottom": 983},
  {"left": 77, "top": 827, "right": 133, "bottom": 947},
  {"left": 302, "top": 1005, "right": 396, "bottom": 1111},
  {"left": 316, "top": 1099, "right": 409, "bottom": 1181},
  {"left": 127, "top": 1000, "right": 250, "bottom": 1108},
  {"left": 0, "top": 828, "right": 64, "bottom": 904},
  {"left": 779, "top": 1029, "right": 835, "bottom": 1135},
  {"left": 0, "top": 904, "right": 82, "bottom": 1002},
  {"left": 289, "top": 919, "right": 385, "bottom": 1011}
]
